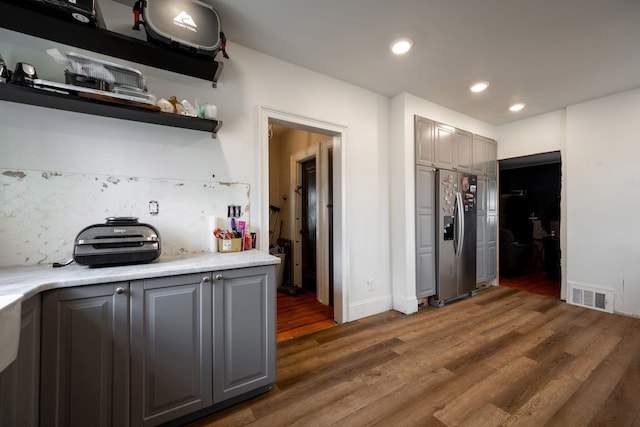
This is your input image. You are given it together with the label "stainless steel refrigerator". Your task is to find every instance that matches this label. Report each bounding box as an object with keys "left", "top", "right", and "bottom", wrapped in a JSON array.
[{"left": 430, "top": 170, "right": 477, "bottom": 307}]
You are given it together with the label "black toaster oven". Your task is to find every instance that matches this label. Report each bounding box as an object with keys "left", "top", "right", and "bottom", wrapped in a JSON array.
[{"left": 73, "top": 217, "right": 161, "bottom": 267}]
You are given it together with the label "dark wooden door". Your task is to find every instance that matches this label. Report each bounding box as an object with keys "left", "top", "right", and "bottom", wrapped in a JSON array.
[{"left": 301, "top": 158, "right": 317, "bottom": 293}]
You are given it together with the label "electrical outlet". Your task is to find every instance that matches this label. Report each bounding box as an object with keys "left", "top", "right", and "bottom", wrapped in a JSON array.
[
  {"left": 149, "top": 200, "right": 159, "bottom": 215},
  {"left": 367, "top": 279, "right": 375, "bottom": 292}
]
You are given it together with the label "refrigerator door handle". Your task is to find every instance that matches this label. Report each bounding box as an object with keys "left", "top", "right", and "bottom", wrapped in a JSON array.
[{"left": 455, "top": 191, "right": 465, "bottom": 257}]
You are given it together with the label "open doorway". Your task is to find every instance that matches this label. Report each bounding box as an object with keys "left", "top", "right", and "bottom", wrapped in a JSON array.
[
  {"left": 266, "top": 120, "right": 339, "bottom": 341},
  {"left": 498, "top": 151, "right": 561, "bottom": 298}
]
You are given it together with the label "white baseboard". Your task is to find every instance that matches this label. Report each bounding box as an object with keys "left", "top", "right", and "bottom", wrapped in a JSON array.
[{"left": 347, "top": 294, "right": 394, "bottom": 322}]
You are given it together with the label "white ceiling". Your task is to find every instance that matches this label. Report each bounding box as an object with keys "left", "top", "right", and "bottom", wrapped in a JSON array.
[{"left": 206, "top": 0, "right": 640, "bottom": 125}]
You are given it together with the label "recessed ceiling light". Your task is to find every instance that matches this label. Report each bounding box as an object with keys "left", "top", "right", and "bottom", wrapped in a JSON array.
[
  {"left": 469, "top": 81, "right": 489, "bottom": 93},
  {"left": 509, "top": 103, "right": 526, "bottom": 112},
  {"left": 390, "top": 38, "right": 413, "bottom": 55}
]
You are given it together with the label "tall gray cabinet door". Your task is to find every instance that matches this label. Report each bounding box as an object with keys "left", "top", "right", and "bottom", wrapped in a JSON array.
[
  {"left": 476, "top": 177, "right": 487, "bottom": 284},
  {"left": 454, "top": 129, "right": 473, "bottom": 171},
  {"left": 213, "top": 266, "right": 276, "bottom": 402},
  {"left": 0, "top": 295, "right": 40, "bottom": 427},
  {"left": 416, "top": 165, "right": 436, "bottom": 298},
  {"left": 41, "top": 283, "right": 129, "bottom": 427},
  {"left": 487, "top": 177, "right": 498, "bottom": 280},
  {"left": 415, "top": 115, "right": 435, "bottom": 165},
  {"left": 434, "top": 123, "right": 454, "bottom": 169},
  {"left": 131, "top": 273, "right": 212, "bottom": 427}
]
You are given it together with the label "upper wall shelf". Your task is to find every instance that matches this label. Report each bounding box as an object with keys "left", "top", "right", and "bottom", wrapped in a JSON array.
[
  {"left": 0, "top": 83, "right": 223, "bottom": 136},
  {"left": 0, "top": 1, "right": 223, "bottom": 87}
]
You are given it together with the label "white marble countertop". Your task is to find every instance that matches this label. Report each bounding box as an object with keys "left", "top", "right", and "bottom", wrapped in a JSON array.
[{"left": 0, "top": 250, "right": 280, "bottom": 302}]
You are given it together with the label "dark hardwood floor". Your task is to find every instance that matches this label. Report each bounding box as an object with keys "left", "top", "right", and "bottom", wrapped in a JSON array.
[
  {"left": 188, "top": 285, "right": 640, "bottom": 426},
  {"left": 276, "top": 290, "right": 335, "bottom": 342},
  {"left": 499, "top": 268, "right": 561, "bottom": 298}
]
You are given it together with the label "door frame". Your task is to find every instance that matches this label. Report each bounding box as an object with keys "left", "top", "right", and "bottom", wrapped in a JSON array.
[{"left": 259, "top": 107, "right": 346, "bottom": 323}]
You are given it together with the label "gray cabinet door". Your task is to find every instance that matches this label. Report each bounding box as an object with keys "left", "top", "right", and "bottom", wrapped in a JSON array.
[
  {"left": 213, "top": 266, "right": 276, "bottom": 402},
  {"left": 476, "top": 176, "right": 487, "bottom": 284},
  {"left": 415, "top": 115, "right": 435, "bottom": 165},
  {"left": 454, "top": 128, "right": 473, "bottom": 171},
  {"left": 131, "top": 273, "right": 213, "bottom": 427},
  {"left": 41, "top": 283, "right": 129, "bottom": 427},
  {"left": 472, "top": 134, "right": 486, "bottom": 175},
  {"left": 0, "top": 295, "right": 40, "bottom": 427},
  {"left": 415, "top": 165, "right": 436, "bottom": 298},
  {"left": 434, "top": 123, "right": 454, "bottom": 169},
  {"left": 486, "top": 139, "right": 497, "bottom": 177},
  {"left": 487, "top": 177, "right": 498, "bottom": 280}
]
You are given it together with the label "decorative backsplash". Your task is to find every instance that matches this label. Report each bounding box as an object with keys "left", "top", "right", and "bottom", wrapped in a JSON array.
[{"left": 0, "top": 169, "right": 250, "bottom": 267}]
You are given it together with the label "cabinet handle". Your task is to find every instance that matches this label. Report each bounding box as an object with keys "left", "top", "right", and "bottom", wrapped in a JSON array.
[
  {"left": 202, "top": 276, "right": 211, "bottom": 283},
  {"left": 215, "top": 274, "right": 223, "bottom": 280},
  {"left": 115, "top": 287, "right": 126, "bottom": 295}
]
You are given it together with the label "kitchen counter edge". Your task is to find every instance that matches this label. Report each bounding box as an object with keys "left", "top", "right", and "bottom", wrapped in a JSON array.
[{"left": 0, "top": 250, "right": 281, "bottom": 302}]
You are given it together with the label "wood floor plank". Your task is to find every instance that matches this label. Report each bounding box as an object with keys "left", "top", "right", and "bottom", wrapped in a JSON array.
[
  {"left": 302, "top": 368, "right": 452, "bottom": 427},
  {"left": 544, "top": 328, "right": 640, "bottom": 426},
  {"left": 483, "top": 328, "right": 555, "bottom": 370},
  {"left": 588, "top": 350, "right": 640, "bottom": 426},
  {"left": 433, "top": 356, "right": 538, "bottom": 425},
  {"left": 443, "top": 330, "right": 523, "bottom": 373},
  {"left": 492, "top": 351, "right": 576, "bottom": 414},
  {"left": 367, "top": 364, "right": 493, "bottom": 427},
  {"left": 506, "top": 374, "right": 582, "bottom": 427},
  {"left": 564, "top": 332, "right": 622, "bottom": 382},
  {"left": 459, "top": 403, "right": 511, "bottom": 427}
]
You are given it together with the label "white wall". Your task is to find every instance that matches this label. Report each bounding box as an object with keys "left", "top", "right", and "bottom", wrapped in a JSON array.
[
  {"left": 389, "top": 92, "right": 497, "bottom": 314},
  {"left": 496, "top": 110, "right": 565, "bottom": 160},
  {"left": 565, "top": 88, "right": 640, "bottom": 316},
  {"left": 0, "top": 28, "right": 390, "bottom": 322}
]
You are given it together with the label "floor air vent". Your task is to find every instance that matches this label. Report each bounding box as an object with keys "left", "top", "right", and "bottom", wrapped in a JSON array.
[{"left": 568, "top": 283, "right": 613, "bottom": 313}]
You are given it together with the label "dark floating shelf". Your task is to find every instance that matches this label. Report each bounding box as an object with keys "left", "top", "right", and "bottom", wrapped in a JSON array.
[
  {"left": 0, "top": 0, "right": 223, "bottom": 86},
  {"left": 0, "top": 83, "right": 223, "bottom": 137}
]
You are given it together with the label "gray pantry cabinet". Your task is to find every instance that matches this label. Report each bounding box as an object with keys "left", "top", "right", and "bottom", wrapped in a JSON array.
[
  {"left": 39, "top": 265, "right": 276, "bottom": 427},
  {"left": 0, "top": 295, "right": 41, "bottom": 427},
  {"left": 414, "top": 115, "right": 497, "bottom": 299}
]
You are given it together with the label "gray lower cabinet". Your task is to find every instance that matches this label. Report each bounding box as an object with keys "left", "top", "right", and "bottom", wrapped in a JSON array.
[
  {"left": 41, "top": 282, "right": 129, "bottom": 427},
  {"left": 0, "top": 295, "right": 41, "bottom": 427},
  {"left": 213, "top": 266, "right": 276, "bottom": 402},
  {"left": 131, "top": 273, "right": 213, "bottom": 427},
  {"left": 39, "top": 265, "right": 276, "bottom": 426}
]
